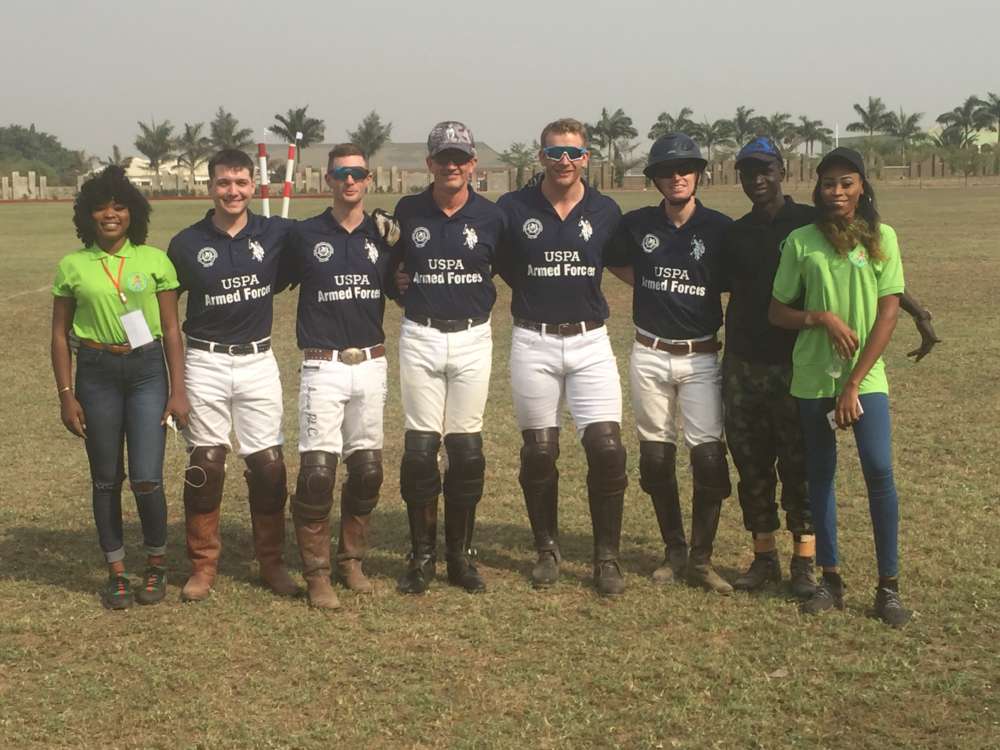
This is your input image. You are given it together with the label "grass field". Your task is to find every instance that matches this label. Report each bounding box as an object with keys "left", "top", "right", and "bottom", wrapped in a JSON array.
[{"left": 1, "top": 185, "right": 998, "bottom": 749}]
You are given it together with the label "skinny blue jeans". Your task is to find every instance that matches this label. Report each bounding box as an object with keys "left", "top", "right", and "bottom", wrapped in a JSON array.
[
  {"left": 797, "top": 392, "right": 899, "bottom": 578},
  {"left": 75, "top": 341, "right": 168, "bottom": 564}
]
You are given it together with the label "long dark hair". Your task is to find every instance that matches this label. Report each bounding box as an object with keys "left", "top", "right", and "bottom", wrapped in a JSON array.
[
  {"left": 812, "top": 171, "right": 883, "bottom": 261},
  {"left": 73, "top": 166, "right": 152, "bottom": 247}
]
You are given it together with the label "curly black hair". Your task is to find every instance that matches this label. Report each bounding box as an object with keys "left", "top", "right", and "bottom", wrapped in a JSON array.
[{"left": 73, "top": 166, "right": 152, "bottom": 247}]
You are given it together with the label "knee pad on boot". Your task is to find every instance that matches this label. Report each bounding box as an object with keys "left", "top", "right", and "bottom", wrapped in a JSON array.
[
  {"left": 519, "top": 428, "right": 560, "bottom": 492},
  {"left": 639, "top": 441, "right": 677, "bottom": 495},
  {"left": 343, "top": 450, "right": 383, "bottom": 516},
  {"left": 690, "top": 441, "right": 732, "bottom": 501},
  {"left": 184, "top": 446, "right": 227, "bottom": 513},
  {"left": 400, "top": 431, "right": 441, "bottom": 506},
  {"left": 443, "top": 433, "right": 485, "bottom": 509},
  {"left": 293, "top": 451, "right": 337, "bottom": 522},
  {"left": 245, "top": 446, "right": 289, "bottom": 514},
  {"left": 582, "top": 422, "right": 627, "bottom": 496}
]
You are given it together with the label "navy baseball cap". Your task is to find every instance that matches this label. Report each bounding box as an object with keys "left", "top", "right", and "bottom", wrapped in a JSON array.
[
  {"left": 817, "top": 147, "right": 866, "bottom": 178},
  {"left": 736, "top": 137, "right": 783, "bottom": 166},
  {"left": 427, "top": 121, "right": 476, "bottom": 158}
]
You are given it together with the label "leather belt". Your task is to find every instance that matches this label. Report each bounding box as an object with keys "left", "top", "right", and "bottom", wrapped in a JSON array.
[
  {"left": 186, "top": 337, "right": 271, "bottom": 356},
  {"left": 514, "top": 318, "right": 604, "bottom": 337},
  {"left": 79, "top": 339, "right": 160, "bottom": 355},
  {"left": 635, "top": 332, "right": 721, "bottom": 355},
  {"left": 405, "top": 315, "right": 489, "bottom": 333},
  {"left": 303, "top": 344, "right": 386, "bottom": 365}
]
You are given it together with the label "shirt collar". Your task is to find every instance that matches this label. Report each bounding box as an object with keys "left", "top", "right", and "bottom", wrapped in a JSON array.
[
  {"left": 200, "top": 208, "right": 260, "bottom": 239},
  {"left": 656, "top": 198, "right": 706, "bottom": 231},
  {"left": 321, "top": 208, "right": 375, "bottom": 235},
  {"left": 419, "top": 184, "right": 482, "bottom": 220},
  {"left": 85, "top": 238, "right": 136, "bottom": 260},
  {"left": 527, "top": 178, "right": 593, "bottom": 218}
]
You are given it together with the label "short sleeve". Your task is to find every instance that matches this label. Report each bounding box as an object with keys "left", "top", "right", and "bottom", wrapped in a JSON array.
[
  {"left": 153, "top": 248, "right": 180, "bottom": 292},
  {"left": 52, "top": 256, "right": 76, "bottom": 298},
  {"left": 875, "top": 224, "right": 904, "bottom": 297},
  {"left": 603, "top": 220, "right": 633, "bottom": 268},
  {"left": 771, "top": 234, "right": 804, "bottom": 304}
]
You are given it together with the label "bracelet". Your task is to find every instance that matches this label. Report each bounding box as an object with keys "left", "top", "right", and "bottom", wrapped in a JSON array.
[{"left": 58, "top": 386, "right": 72, "bottom": 394}]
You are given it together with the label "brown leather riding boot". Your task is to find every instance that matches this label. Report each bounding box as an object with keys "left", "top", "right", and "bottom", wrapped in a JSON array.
[
  {"left": 181, "top": 506, "right": 221, "bottom": 602},
  {"left": 335, "top": 508, "right": 373, "bottom": 593},
  {"left": 294, "top": 516, "right": 340, "bottom": 609},
  {"left": 251, "top": 510, "right": 301, "bottom": 596}
]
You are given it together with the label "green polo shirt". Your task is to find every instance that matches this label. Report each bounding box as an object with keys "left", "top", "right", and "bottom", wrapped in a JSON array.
[
  {"left": 52, "top": 240, "right": 179, "bottom": 344},
  {"left": 772, "top": 222, "right": 904, "bottom": 399}
]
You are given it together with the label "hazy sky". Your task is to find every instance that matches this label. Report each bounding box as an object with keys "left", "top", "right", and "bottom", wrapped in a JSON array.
[{"left": 3, "top": 0, "right": 997, "bottom": 157}]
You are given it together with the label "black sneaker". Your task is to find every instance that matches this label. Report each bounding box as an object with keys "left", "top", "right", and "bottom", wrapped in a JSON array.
[
  {"left": 135, "top": 566, "right": 167, "bottom": 605},
  {"left": 873, "top": 586, "right": 912, "bottom": 628},
  {"left": 789, "top": 555, "right": 818, "bottom": 599},
  {"left": 101, "top": 574, "right": 133, "bottom": 610},
  {"left": 734, "top": 551, "right": 782, "bottom": 592},
  {"left": 801, "top": 576, "right": 845, "bottom": 615}
]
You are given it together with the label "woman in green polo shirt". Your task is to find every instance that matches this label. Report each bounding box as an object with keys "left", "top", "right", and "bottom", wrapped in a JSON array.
[
  {"left": 769, "top": 148, "right": 910, "bottom": 628},
  {"left": 51, "top": 166, "right": 188, "bottom": 610}
]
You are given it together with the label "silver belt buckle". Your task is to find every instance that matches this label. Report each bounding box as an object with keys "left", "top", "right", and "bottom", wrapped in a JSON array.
[{"left": 340, "top": 347, "right": 366, "bottom": 365}]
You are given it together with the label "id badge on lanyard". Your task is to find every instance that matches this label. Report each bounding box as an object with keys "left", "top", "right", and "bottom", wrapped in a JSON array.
[{"left": 102, "top": 256, "right": 154, "bottom": 348}]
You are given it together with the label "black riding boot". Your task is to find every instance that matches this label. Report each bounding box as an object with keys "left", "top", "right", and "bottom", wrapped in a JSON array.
[{"left": 397, "top": 501, "right": 438, "bottom": 594}]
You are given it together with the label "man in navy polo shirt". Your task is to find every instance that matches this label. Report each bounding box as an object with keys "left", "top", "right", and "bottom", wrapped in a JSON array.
[
  {"left": 606, "top": 133, "right": 735, "bottom": 595},
  {"left": 723, "top": 137, "right": 939, "bottom": 595},
  {"left": 168, "top": 148, "right": 298, "bottom": 602},
  {"left": 279, "top": 143, "right": 396, "bottom": 608},
  {"left": 392, "top": 121, "right": 504, "bottom": 595},
  {"left": 496, "top": 117, "right": 628, "bottom": 596}
]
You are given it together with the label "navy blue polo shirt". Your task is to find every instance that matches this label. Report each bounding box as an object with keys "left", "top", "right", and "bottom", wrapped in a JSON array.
[
  {"left": 281, "top": 209, "right": 395, "bottom": 351},
  {"left": 722, "top": 197, "right": 814, "bottom": 365},
  {"left": 605, "top": 200, "right": 732, "bottom": 340},
  {"left": 496, "top": 180, "right": 621, "bottom": 324},
  {"left": 393, "top": 187, "right": 503, "bottom": 320},
  {"left": 168, "top": 211, "right": 293, "bottom": 344}
]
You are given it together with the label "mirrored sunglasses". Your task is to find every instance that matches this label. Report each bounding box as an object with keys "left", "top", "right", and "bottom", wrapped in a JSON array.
[
  {"left": 328, "top": 166, "right": 370, "bottom": 181},
  {"left": 543, "top": 146, "right": 588, "bottom": 162}
]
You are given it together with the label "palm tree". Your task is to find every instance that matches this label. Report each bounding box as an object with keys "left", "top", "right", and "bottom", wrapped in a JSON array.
[
  {"left": 499, "top": 141, "right": 540, "bottom": 188},
  {"left": 884, "top": 109, "right": 926, "bottom": 161},
  {"left": 209, "top": 107, "right": 254, "bottom": 150},
  {"left": 937, "top": 96, "right": 985, "bottom": 149},
  {"left": 175, "top": 122, "right": 212, "bottom": 190},
  {"left": 757, "top": 112, "right": 796, "bottom": 150},
  {"left": 587, "top": 107, "right": 637, "bottom": 162},
  {"left": 134, "top": 119, "right": 175, "bottom": 182},
  {"left": 347, "top": 111, "right": 393, "bottom": 161},
  {"left": 974, "top": 93, "right": 1000, "bottom": 145},
  {"left": 690, "top": 119, "right": 735, "bottom": 161},
  {"left": 647, "top": 107, "right": 695, "bottom": 140},
  {"left": 795, "top": 116, "right": 832, "bottom": 156},
  {"left": 99, "top": 145, "right": 132, "bottom": 169},
  {"left": 268, "top": 105, "right": 325, "bottom": 163},
  {"left": 728, "top": 106, "right": 762, "bottom": 146},
  {"left": 847, "top": 96, "right": 894, "bottom": 137}
]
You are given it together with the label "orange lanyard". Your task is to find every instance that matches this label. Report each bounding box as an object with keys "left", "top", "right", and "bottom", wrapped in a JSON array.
[{"left": 101, "top": 256, "right": 128, "bottom": 305}]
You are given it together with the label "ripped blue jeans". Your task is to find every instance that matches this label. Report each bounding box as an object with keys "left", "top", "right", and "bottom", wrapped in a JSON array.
[{"left": 75, "top": 341, "right": 168, "bottom": 563}]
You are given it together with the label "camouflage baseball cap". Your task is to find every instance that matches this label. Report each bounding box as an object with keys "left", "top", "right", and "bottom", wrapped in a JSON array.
[{"left": 427, "top": 121, "right": 476, "bottom": 157}]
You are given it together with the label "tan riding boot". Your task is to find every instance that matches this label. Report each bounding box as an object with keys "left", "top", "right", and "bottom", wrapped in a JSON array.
[
  {"left": 181, "top": 506, "right": 221, "bottom": 602},
  {"left": 336, "top": 507, "right": 373, "bottom": 593},
  {"left": 250, "top": 510, "right": 301, "bottom": 596},
  {"left": 294, "top": 516, "right": 340, "bottom": 609}
]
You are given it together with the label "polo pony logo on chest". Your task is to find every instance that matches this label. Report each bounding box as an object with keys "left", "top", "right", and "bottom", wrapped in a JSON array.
[
  {"left": 578, "top": 218, "right": 593, "bottom": 242},
  {"left": 197, "top": 247, "right": 218, "bottom": 268},
  {"left": 463, "top": 225, "right": 478, "bottom": 250},
  {"left": 365, "top": 238, "right": 379, "bottom": 265},
  {"left": 690, "top": 236, "right": 706, "bottom": 261},
  {"left": 249, "top": 239, "right": 265, "bottom": 262}
]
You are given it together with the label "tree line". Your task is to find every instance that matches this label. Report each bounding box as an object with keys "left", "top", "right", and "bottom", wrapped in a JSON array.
[{"left": 4, "top": 93, "right": 999, "bottom": 186}]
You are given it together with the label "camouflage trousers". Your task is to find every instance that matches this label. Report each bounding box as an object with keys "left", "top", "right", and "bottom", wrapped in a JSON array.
[{"left": 722, "top": 354, "right": 813, "bottom": 536}]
